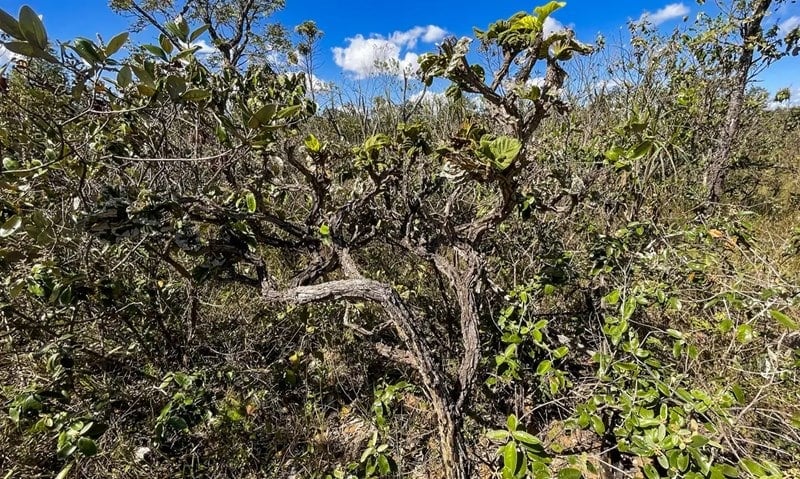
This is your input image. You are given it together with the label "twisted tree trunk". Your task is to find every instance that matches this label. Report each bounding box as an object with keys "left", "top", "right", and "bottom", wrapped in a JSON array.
[
  {"left": 261, "top": 276, "right": 475, "bottom": 479},
  {"left": 706, "top": 0, "right": 772, "bottom": 204}
]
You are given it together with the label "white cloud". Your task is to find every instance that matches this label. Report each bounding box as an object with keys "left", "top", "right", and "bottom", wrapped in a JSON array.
[
  {"left": 767, "top": 86, "right": 800, "bottom": 109},
  {"left": 0, "top": 45, "right": 19, "bottom": 65},
  {"left": 638, "top": 3, "right": 690, "bottom": 26},
  {"left": 779, "top": 16, "right": 800, "bottom": 35},
  {"left": 543, "top": 17, "right": 565, "bottom": 38},
  {"left": 593, "top": 78, "right": 626, "bottom": 94},
  {"left": 409, "top": 90, "right": 446, "bottom": 104},
  {"left": 422, "top": 25, "right": 447, "bottom": 43},
  {"left": 305, "top": 73, "right": 332, "bottom": 93},
  {"left": 528, "top": 77, "right": 546, "bottom": 88},
  {"left": 178, "top": 39, "right": 216, "bottom": 56},
  {"left": 332, "top": 25, "right": 447, "bottom": 79}
]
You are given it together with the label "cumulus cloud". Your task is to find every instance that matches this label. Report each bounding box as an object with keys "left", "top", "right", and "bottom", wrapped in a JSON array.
[
  {"left": 305, "top": 73, "right": 332, "bottom": 93},
  {"left": 779, "top": 16, "right": 800, "bottom": 36},
  {"left": 767, "top": 86, "right": 800, "bottom": 109},
  {"left": 638, "top": 3, "right": 690, "bottom": 26},
  {"left": 409, "top": 90, "right": 447, "bottom": 104},
  {"left": 332, "top": 25, "right": 447, "bottom": 79},
  {"left": 191, "top": 40, "right": 216, "bottom": 55},
  {"left": 0, "top": 45, "right": 19, "bottom": 65},
  {"left": 543, "top": 17, "right": 565, "bottom": 38}
]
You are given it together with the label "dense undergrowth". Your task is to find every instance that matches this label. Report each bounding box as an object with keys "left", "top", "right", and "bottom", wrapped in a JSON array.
[{"left": 1, "top": 1, "right": 799, "bottom": 478}]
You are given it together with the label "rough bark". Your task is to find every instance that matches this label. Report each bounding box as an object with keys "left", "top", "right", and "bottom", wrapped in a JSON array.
[
  {"left": 261, "top": 278, "right": 471, "bottom": 479},
  {"left": 706, "top": 0, "right": 773, "bottom": 204}
]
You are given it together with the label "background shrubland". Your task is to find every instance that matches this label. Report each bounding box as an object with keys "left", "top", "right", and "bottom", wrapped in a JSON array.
[{"left": 0, "top": 1, "right": 799, "bottom": 478}]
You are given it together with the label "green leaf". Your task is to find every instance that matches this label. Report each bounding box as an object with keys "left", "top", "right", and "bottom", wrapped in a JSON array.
[
  {"left": 558, "top": 467, "right": 582, "bottom": 479},
  {"left": 2, "top": 40, "right": 34, "bottom": 57},
  {"left": 0, "top": 8, "right": 24, "bottom": 40},
  {"left": 57, "top": 443, "right": 77, "bottom": 459},
  {"left": 174, "top": 47, "right": 199, "bottom": 61},
  {"left": 377, "top": 454, "right": 391, "bottom": 474},
  {"left": 507, "top": 414, "right": 518, "bottom": 432},
  {"left": 248, "top": 104, "right": 278, "bottom": 128},
  {"left": 735, "top": 324, "right": 753, "bottom": 344},
  {"left": 72, "top": 38, "right": 104, "bottom": 64},
  {"left": 739, "top": 458, "right": 765, "bottom": 476},
  {"left": 0, "top": 215, "right": 22, "bottom": 238},
  {"left": 189, "top": 24, "right": 210, "bottom": 43},
  {"left": 603, "top": 289, "right": 620, "bottom": 305},
  {"left": 181, "top": 89, "right": 211, "bottom": 102},
  {"left": 590, "top": 415, "right": 605, "bottom": 435},
  {"left": 502, "top": 443, "right": 518, "bottom": 475},
  {"left": 277, "top": 104, "right": 303, "bottom": 119},
  {"left": 319, "top": 224, "right": 330, "bottom": 236},
  {"left": 54, "top": 463, "right": 74, "bottom": 479},
  {"left": 143, "top": 44, "right": 167, "bottom": 61},
  {"left": 689, "top": 435, "right": 709, "bottom": 448},
  {"left": 159, "top": 34, "right": 174, "bottom": 55},
  {"left": 359, "top": 446, "right": 375, "bottom": 463},
  {"left": 117, "top": 65, "right": 132, "bottom": 88},
  {"left": 105, "top": 32, "right": 128, "bottom": 57},
  {"left": 305, "top": 134, "right": 322, "bottom": 153},
  {"left": 715, "top": 464, "right": 739, "bottom": 478},
  {"left": 165, "top": 76, "right": 186, "bottom": 100},
  {"left": 536, "top": 360, "right": 552, "bottom": 375},
  {"left": 534, "top": 1, "right": 566, "bottom": 22},
  {"left": 769, "top": 309, "right": 798, "bottom": 331},
  {"left": 137, "top": 84, "right": 156, "bottom": 97},
  {"left": 642, "top": 464, "right": 659, "bottom": 479},
  {"left": 666, "top": 328, "right": 684, "bottom": 340},
  {"left": 76, "top": 437, "right": 97, "bottom": 456},
  {"left": 629, "top": 140, "right": 653, "bottom": 160},
  {"left": 487, "top": 429, "right": 510, "bottom": 441},
  {"left": 166, "top": 416, "right": 188, "bottom": 430},
  {"left": 245, "top": 191, "right": 257, "bottom": 213},
  {"left": 131, "top": 65, "right": 155, "bottom": 87},
  {"left": 174, "top": 15, "right": 190, "bottom": 40},
  {"left": 621, "top": 296, "right": 637, "bottom": 320},
  {"left": 479, "top": 136, "right": 522, "bottom": 170},
  {"left": 18, "top": 6, "right": 47, "bottom": 50},
  {"left": 511, "top": 430, "right": 540, "bottom": 445}
]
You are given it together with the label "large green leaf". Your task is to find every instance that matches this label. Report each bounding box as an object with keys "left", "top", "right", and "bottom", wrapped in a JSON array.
[
  {"left": 0, "top": 8, "right": 23, "bottom": 40},
  {"left": 165, "top": 76, "right": 187, "bottom": 100},
  {"left": 248, "top": 103, "right": 278, "bottom": 128},
  {"left": 105, "top": 32, "right": 128, "bottom": 57},
  {"left": 71, "top": 38, "right": 104, "bottom": 64},
  {"left": 534, "top": 1, "right": 566, "bottom": 22},
  {"left": 117, "top": 65, "right": 132, "bottom": 88},
  {"left": 18, "top": 5, "right": 47, "bottom": 50},
  {"left": 159, "top": 34, "right": 174, "bottom": 55},
  {"left": 77, "top": 437, "right": 97, "bottom": 456},
  {"left": 131, "top": 65, "right": 155, "bottom": 87},
  {"left": 479, "top": 136, "right": 522, "bottom": 170},
  {"left": 189, "top": 24, "right": 209, "bottom": 43},
  {"left": 502, "top": 442, "right": 518, "bottom": 476},
  {"left": 181, "top": 89, "right": 211, "bottom": 102},
  {"left": 2, "top": 40, "right": 37, "bottom": 57},
  {"left": 142, "top": 44, "right": 167, "bottom": 61}
]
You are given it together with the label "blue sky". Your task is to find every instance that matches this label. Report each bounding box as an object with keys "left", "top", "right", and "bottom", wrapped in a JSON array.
[{"left": 0, "top": 0, "right": 797, "bottom": 98}]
